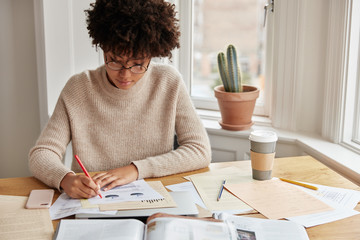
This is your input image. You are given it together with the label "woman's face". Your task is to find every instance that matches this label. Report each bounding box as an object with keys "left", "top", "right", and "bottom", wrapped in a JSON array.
[{"left": 104, "top": 52, "right": 151, "bottom": 90}]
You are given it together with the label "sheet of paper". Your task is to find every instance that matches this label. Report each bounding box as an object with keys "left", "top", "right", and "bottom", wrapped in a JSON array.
[
  {"left": 50, "top": 192, "right": 81, "bottom": 219},
  {"left": 51, "top": 181, "right": 174, "bottom": 218},
  {"left": 0, "top": 195, "right": 54, "bottom": 240},
  {"left": 281, "top": 180, "right": 360, "bottom": 227},
  {"left": 291, "top": 181, "right": 360, "bottom": 209},
  {"left": 287, "top": 208, "right": 360, "bottom": 228},
  {"left": 89, "top": 179, "right": 163, "bottom": 204},
  {"left": 146, "top": 217, "right": 237, "bottom": 240},
  {"left": 184, "top": 166, "right": 250, "bottom": 181},
  {"left": 190, "top": 174, "right": 255, "bottom": 214},
  {"left": 99, "top": 181, "right": 177, "bottom": 211},
  {"left": 54, "top": 219, "right": 144, "bottom": 240},
  {"left": 225, "top": 179, "right": 334, "bottom": 219},
  {"left": 166, "top": 181, "right": 207, "bottom": 209},
  {"left": 50, "top": 193, "right": 117, "bottom": 220},
  {"left": 215, "top": 212, "right": 309, "bottom": 240}
]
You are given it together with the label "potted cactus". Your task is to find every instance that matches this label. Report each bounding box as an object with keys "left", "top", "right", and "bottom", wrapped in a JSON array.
[{"left": 214, "top": 44, "right": 259, "bottom": 131}]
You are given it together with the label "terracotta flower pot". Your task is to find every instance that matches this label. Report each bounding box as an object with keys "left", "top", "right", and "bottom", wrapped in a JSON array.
[{"left": 214, "top": 85, "right": 260, "bottom": 131}]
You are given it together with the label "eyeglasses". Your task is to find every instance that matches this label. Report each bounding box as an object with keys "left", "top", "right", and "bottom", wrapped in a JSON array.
[{"left": 105, "top": 60, "right": 149, "bottom": 74}]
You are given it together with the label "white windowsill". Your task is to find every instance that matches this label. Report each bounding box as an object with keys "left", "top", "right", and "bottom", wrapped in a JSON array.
[{"left": 199, "top": 111, "right": 360, "bottom": 186}]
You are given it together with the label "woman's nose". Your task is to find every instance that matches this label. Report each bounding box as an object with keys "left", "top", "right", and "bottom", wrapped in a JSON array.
[{"left": 117, "top": 68, "right": 132, "bottom": 77}]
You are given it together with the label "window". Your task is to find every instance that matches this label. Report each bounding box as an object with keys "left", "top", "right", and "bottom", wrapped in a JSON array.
[
  {"left": 176, "top": 0, "right": 271, "bottom": 116},
  {"left": 341, "top": 0, "right": 360, "bottom": 153}
]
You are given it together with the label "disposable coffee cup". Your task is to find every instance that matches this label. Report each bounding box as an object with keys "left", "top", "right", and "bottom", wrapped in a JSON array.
[
  {"left": 249, "top": 130, "right": 277, "bottom": 154},
  {"left": 249, "top": 130, "right": 278, "bottom": 180}
]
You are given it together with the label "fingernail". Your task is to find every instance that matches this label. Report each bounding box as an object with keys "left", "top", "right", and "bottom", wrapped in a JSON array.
[{"left": 103, "top": 188, "right": 107, "bottom": 191}]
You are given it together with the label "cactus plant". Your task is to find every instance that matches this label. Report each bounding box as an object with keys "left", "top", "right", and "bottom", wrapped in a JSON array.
[{"left": 217, "top": 44, "right": 243, "bottom": 92}]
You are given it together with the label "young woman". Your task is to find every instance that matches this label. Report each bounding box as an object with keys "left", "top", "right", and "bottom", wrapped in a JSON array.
[{"left": 29, "top": 0, "right": 211, "bottom": 199}]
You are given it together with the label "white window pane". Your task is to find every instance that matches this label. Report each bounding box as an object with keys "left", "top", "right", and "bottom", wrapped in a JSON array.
[
  {"left": 353, "top": 78, "right": 360, "bottom": 145},
  {"left": 341, "top": 0, "right": 360, "bottom": 153},
  {"left": 192, "top": 0, "right": 267, "bottom": 107}
]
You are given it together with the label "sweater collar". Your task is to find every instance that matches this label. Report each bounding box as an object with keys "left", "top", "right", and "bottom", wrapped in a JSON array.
[{"left": 99, "top": 64, "right": 151, "bottom": 100}]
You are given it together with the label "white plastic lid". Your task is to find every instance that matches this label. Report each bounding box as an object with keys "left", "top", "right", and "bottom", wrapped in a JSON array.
[{"left": 249, "top": 130, "right": 278, "bottom": 143}]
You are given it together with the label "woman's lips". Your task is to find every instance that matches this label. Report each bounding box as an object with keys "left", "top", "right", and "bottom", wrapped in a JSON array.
[{"left": 116, "top": 79, "right": 132, "bottom": 86}]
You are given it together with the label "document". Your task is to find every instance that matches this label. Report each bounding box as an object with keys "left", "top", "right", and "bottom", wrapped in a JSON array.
[
  {"left": 50, "top": 181, "right": 174, "bottom": 220},
  {"left": 215, "top": 212, "right": 309, "bottom": 240},
  {"left": 0, "top": 195, "right": 53, "bottom": 240},
  {"left": 166, "top": 181, "right": 207, "bottom": 209},
  {"left": 88, "top": 179, "right": 164, "bottom": 204},
  {"left": 287, "top": 208, "right": 359, "bottom": 228},
  {"left": 184, "top": 166, "right": 250, "bottom": 181},
  {"left": 54, "top": 219, "right": 145, "bottom": 240},
  {"left": 50, "top": 193, "right": 117, "bottom": 220},
  {"left": 190, "top": 174, "right": 255, "bottom": 214},
  {"left": 99, "top": 181, "right": 177, "bottom": 211},
  {"left": 224, "top": 178, "right": 334, "bottom": 219},
  {"left": 76, "top": 191, "right": 198, "bottom": 219},
  {"left": 292, "top": 182, "right": 360, "bottom": 209},
  {"left": 284, "top": 181, "right": 360, "bottom": 227},
  {"left": 54, "top": 217, "right": 238, "bottom": 240},
  {"left": 166, "top": 181, "right": 213, "bottom": 217}
]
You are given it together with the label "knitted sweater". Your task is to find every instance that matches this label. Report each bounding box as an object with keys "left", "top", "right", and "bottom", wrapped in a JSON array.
[{"left": 29, "top": 62, "right": 211, "bottom": 190}]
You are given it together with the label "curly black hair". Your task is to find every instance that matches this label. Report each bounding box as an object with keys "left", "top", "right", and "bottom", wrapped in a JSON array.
[{"left": 85, "top": 0, "right": 180, "bottom": 59}]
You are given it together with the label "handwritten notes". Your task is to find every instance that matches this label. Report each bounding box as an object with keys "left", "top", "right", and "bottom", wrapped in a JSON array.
[{"left": 224, "top": 179, "right": 334, "bottom": 219}]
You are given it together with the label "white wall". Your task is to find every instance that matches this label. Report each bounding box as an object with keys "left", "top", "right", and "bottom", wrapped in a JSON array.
[
  {"left": 34, "top": 0, "right": 103, "bottom": 128},
  {"left": 0, "top": 0, "right": 335, "bottom": 178},
  {"left": 0, "top": 0, "right": 40, "bottom": 178}
]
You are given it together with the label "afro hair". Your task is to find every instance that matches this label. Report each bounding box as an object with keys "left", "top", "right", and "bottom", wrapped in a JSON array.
[{"left": 85, "top": 0, "right": 180, "bottom": 59}]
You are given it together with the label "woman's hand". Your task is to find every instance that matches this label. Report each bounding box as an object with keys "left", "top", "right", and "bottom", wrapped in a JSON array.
[
  {"left": 60, "top": 172, "right": 101, "bottom": 199},
  {"left": 92, "top": 163, "right": 139, "bottom": 191}
]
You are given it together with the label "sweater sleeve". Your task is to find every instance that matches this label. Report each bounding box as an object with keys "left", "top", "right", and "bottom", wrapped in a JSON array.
[
  {"left": 28, "top": 93, "right": 74, "bottom": 190},
  {"left": 133, "top": 77, "right": 212, "bottom": 179}
]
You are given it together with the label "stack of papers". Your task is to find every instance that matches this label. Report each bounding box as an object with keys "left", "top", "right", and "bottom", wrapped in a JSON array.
[
  {"left": 224, "top": 179, "right": 334, "bottom": 219},
  {"left": 181, "top": 166, "right": 256, "bottom": 215},
  {"left": 50, "top": 180, "right": 173, "bottom": 220},
  {"left": 285, "top": 181, "right": 360, "bottom": 227},
  {"left": 190, "top": 174, "right": 255, "bottom": 214},
  {"left": 224, "top": 178, "right": 360, "bottom": 227},
  {"left": 166, "top": 167, "right": 360, "bottom": 228}
]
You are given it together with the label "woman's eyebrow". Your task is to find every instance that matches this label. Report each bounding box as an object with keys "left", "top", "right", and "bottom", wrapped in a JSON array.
[{"left": 114, "top": 55, "right": 144, "bottom": 61}]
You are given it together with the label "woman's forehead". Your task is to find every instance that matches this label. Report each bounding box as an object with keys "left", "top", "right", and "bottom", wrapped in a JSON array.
[{"left": 106, "top": 51, "right": 148, "bottom": 61}]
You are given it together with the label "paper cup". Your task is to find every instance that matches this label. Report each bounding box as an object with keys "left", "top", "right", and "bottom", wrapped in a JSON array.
[
  {"left": 250, "top": 151, "right": 275, "bottom": 180},
  {"left": 249, "top": 130, "right": 278, "bottom": 180},
  {"left": 249, "top": 130, "right": 278, "bottom": 154}
]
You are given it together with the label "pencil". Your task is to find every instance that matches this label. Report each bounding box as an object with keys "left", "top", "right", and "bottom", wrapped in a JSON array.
[
  {"left": 279, "top": 178, "right": 318, "bottom": 190},
  {"left": 75, "top": 155, "right": 103, "bottom": 198},
  {"left": 217, "top": 179, "right": 226, "bottom": 201}
]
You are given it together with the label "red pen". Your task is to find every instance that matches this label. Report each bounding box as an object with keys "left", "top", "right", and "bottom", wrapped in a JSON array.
[{"left": 74, "top": 155, "right": 103, "bottom": 198}]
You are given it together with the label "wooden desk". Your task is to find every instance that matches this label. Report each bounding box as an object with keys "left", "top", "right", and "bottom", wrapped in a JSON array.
[{"left": 0, "top": 156, "right": 359, "bottom": 239}]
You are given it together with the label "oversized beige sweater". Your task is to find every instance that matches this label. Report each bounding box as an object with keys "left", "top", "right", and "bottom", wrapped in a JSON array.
[{"left": 29, "top": 63, "right": 211, "bottom": 190}]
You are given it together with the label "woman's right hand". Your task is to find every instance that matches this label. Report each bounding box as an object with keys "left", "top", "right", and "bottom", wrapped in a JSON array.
[{"left": 60, "top": 172, "right": 101, "bottom": 199}]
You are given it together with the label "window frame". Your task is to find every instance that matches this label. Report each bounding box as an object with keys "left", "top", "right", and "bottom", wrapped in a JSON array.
[
  {"left": 176, "top": 0, "right": 272, "bottom": 116},
  {"left": 340, "top": 0, "right": 360, "bottom": 153}
]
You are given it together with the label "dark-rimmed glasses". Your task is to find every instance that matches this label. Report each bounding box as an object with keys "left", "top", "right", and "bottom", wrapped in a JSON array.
[{"left": 105, "top": 59, "right": 150, "bottom": 74}]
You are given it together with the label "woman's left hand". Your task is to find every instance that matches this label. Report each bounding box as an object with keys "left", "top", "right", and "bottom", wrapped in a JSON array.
[{"left": 92, "top": 163, "right": 139, "bottom": 191}]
